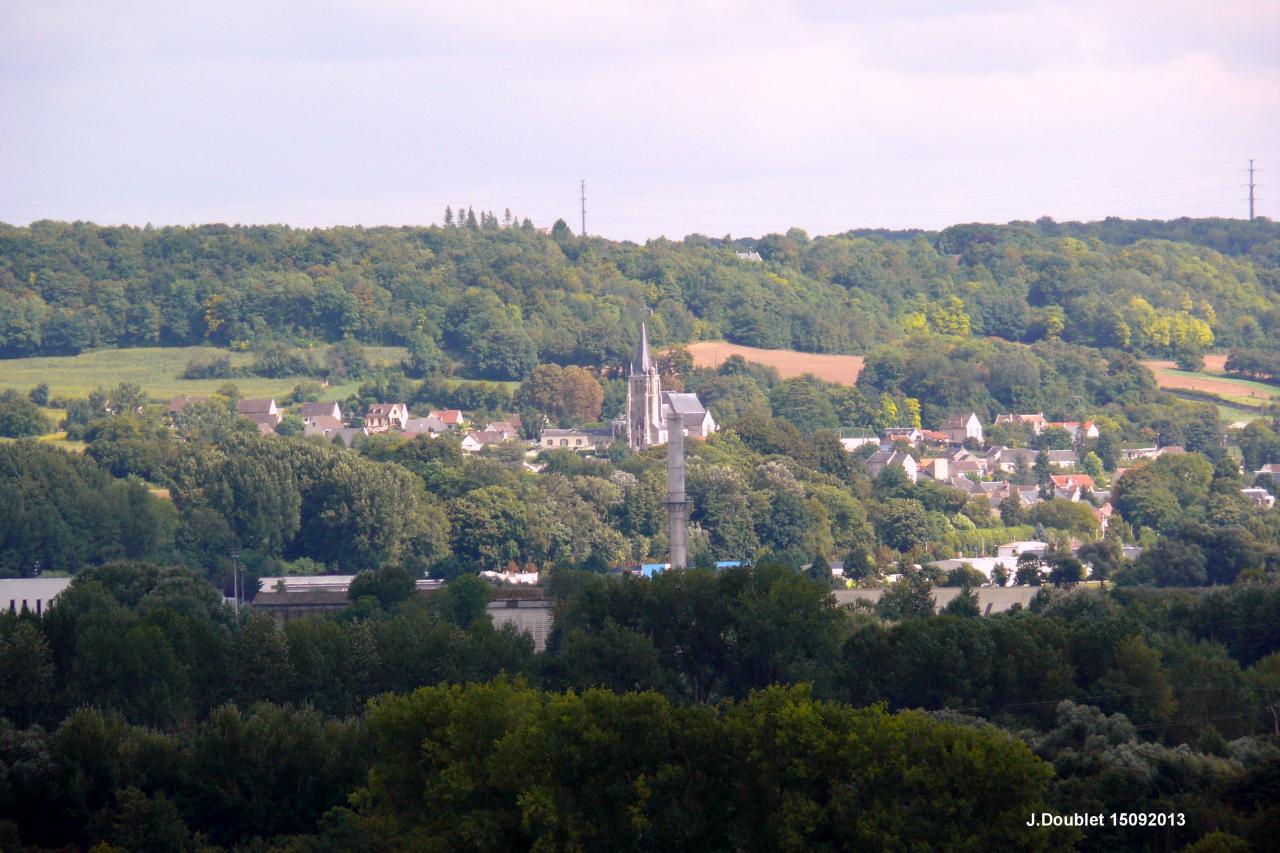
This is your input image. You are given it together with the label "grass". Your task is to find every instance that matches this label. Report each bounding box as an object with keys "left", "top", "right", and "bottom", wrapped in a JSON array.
[
  {"left": 0, "top": 345, "right": 409, "bottom": 402},
  {"left": 1211, "top": 401, "right": 1270, "bottom": 422}
]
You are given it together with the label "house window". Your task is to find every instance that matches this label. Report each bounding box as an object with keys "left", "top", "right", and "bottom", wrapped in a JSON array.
[
  {"left": 560, "top": 439, "right": 568, "bottom": 447},
  {"left": 575, "top": 439, "right": 582, "bottom": 445}
]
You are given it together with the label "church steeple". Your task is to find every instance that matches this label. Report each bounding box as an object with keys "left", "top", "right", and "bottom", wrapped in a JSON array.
[
  {"left": 626, "top": 322, "right": 664, "bottom": 449},
  {"left": 631, "top": 322, "right": 654, "bottom": 375}
]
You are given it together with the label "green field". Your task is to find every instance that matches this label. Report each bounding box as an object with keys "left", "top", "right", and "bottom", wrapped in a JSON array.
[
  {"left": 1211, "top": 401, "right": 1270, "bottom": 422},
  {"left": 0, "top": 346, "right": 409, "bottom": 402}
]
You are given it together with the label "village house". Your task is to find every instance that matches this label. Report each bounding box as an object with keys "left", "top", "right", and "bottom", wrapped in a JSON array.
[
  {"left": 298, "top": 401, "right": 342, "bottom": 426},
  {"left": 1256, "top": 463, "right": 1280, "bottom": 477},
  {"left": 548, "top": 428, "right": 613, "bottom": 452},
  {"left": 865, "top": 449, "right": 918, "bottom": 483},
  {"left": 237, "top": 398, "right": 280, "bottom": 424},
  {"left": 303, "top": 415, "right": 344, "bottom": 439},
  {"left": 1053, "top": 484, "right": 1084, "bottom": 502},
  {"left": 484, "top": 421, "right": 523, "bottom": 441},
  {"left": 918, "top": 457, "right": 947, "bottom": 481},
  {"left": 939, "top": 412, "right": 983, "bottom": 446},
  {"left": 237, "top": 399, "right": 281, "bottom": 434},
  {"left": 1242, "top": 488, "right": 1276, "bottom": 509},
  {"left": 1048, "top": 420, "right": 1100, "bottom": 442},
  {"left": 333, "top": 426, "right": 369, "bottom": 448},
  {"left": 427, "top": 409, "right": 466, "bottom": 429},
  {"left": 994, "top": 412, "right": 1047, "bottom": 434},
  {"left": 840, "top": 434, "right": 880, "bottom": 452},
  {"left": 1051, "top": 473, "right": 1094, "bottom": 491},
  {"left": 997, "top": 540, "right": 1048, "bottom": 559},
  {"left": 1046, "top": 449, "right": 1079, "bottom": 468},
  {"left": 364, "top": 402, "right": 408, "bottom": 433},
  {"left": 461, "top": 429, "right": 509, "bottom": 453},
  {"left": 946, "top": 475, "right": 982, "bottom": 495},
  {"left": 881, "top": 427, "right": 923, "bottom": 448},
  {"left": 403, "top": 416, "right": 450, "bottom": 438},
  {"left": 540, "top": 428, "right": 595, "bottom": 451},
  {"left": 980, "top": 481, "right": 1043, "bottom": 508},
  {"left": 978, "top": 481, "right": 1009, "bottom": 503},
  {"left": 985, "top": 446, "right": 1037, "bottom": 474},
  {"left": 920, "top": 429, "right": 950, "bottom": 444},
  {"left": 168, "top": 395, "right": 209, "bottom": 416},
  {"left": 952, "top": 455, "right": 988, "bottom": 473}
]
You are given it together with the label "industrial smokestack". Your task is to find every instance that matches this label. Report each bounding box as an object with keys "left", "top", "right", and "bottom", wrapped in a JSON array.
[{"left": 666, "top": 411, "right": 690, "bottom": 568}]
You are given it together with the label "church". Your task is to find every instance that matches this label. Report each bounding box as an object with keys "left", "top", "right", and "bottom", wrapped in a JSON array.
[{"left": 625, "top": 324, "right": 717, "bottom": 450}]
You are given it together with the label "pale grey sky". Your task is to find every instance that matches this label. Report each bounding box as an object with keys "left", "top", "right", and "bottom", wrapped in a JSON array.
[{"left": 2, "top": 1, "right": 1276, "bottom": 240}]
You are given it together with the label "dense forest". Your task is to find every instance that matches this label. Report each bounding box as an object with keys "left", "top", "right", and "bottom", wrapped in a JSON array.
[
  {"left": 2, "top": 216, "right": 1278, "bottom": 378},
  {"left": 3, "top": 560, "right": 1280, "bottom": 850}
]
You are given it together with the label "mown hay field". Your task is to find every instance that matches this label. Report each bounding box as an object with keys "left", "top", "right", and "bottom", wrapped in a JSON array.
[{"left": 686, "top": 341, "right": 864, "bottom": 386}]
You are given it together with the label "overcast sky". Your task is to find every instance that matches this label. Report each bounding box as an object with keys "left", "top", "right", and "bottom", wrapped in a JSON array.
[{"left": 2, "top": 1, "right": 1277, "bottom": 241}]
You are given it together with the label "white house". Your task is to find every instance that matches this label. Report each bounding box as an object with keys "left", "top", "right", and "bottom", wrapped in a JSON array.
[
  {"left": 866, "top": 450, "right": 918, "bottom": 483},
  {"left": 939, "top": 412, "right": 983, "bottom": 446},
  {"left": 237, "top": 398, "right": 281, "bottom": 431},
  {"left": 997, "top": 541, "right": 1048, "bottom": 559},
  {"left": 1242, "top": 488, "right": 1276, "bottom": 509},
  {"left": 540, "top": 428, "right": 594, "bottom": 451},
  {"left": 461, "top": 430, "right": 508, "bottom": 453},
  {"left": 1048, "top": 421, "right": 1100, "bottom": 441},
  {"left": 303, "top": 415, "right": 344, "bottom": 439},
  {"left": 365, "top": 402, "right": 409, "bottom": 433},
  {"left": 298, "top": 401, "right": 342, "bottom": 426},
  {"left": 840, "top": 435, "right": 880, "bottom": 452},
  {"left": 994, "top": 413, "right": 1047, "bottom": 434}
]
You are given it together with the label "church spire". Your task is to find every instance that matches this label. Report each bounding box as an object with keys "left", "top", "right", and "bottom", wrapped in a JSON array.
[{"left": 631, "top": 322, "right": 654, "bottom": 375}]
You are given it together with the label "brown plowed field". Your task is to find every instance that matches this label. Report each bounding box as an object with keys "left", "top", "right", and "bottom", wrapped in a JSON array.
[
  {"left": 685, "top": 341, "right": 864, "bottom": 385},
  {"left": 1142, "top": 354, "right": 1229, "bottom": 374},
  {"left": 1142, "top": 355, "right": 1277, "bottom": 400}
]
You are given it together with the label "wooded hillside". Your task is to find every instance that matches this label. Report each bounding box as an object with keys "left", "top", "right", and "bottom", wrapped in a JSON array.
[{"left": 2, "top": 217, "right": 1278, "bottom": 378}]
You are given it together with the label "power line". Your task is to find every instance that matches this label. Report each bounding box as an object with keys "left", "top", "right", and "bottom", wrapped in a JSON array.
[
  {"left": 1248, "top": 159, "right": 1256, "bottom": 221},
  {"left": 595, "top": 169, "right": 1243, "bottom": 206},
  {"left": 580, "top": 179, "right": 587, "bottom": 237}
]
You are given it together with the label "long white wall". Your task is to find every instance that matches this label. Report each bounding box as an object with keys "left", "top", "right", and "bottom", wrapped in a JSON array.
[{"left": 0, "top": 577, "right": 73, "bottom": 616}]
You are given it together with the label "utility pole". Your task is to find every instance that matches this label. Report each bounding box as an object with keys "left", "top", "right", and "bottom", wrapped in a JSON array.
[
  {"left": 1248, "top": 160, "right": 1256, "bottom": 221},
  {"left": 579, "top": 179, "right": 587, "bottom": 237}
]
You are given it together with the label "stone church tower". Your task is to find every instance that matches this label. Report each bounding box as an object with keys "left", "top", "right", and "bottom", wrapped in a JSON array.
[{"left": 626, "top": 323, "right": 666, "bottom": 450}]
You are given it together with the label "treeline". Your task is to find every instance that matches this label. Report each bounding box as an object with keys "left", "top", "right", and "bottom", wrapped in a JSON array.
[
  {"left": 2, "top": 562, "right": 1279, "bottom": 849},
  {"left": 2, "top": 217, "right": 1279, "bottom": 377},
  {"left": 1226, "top": 347, "right": 1280, "bottom": 382}
]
